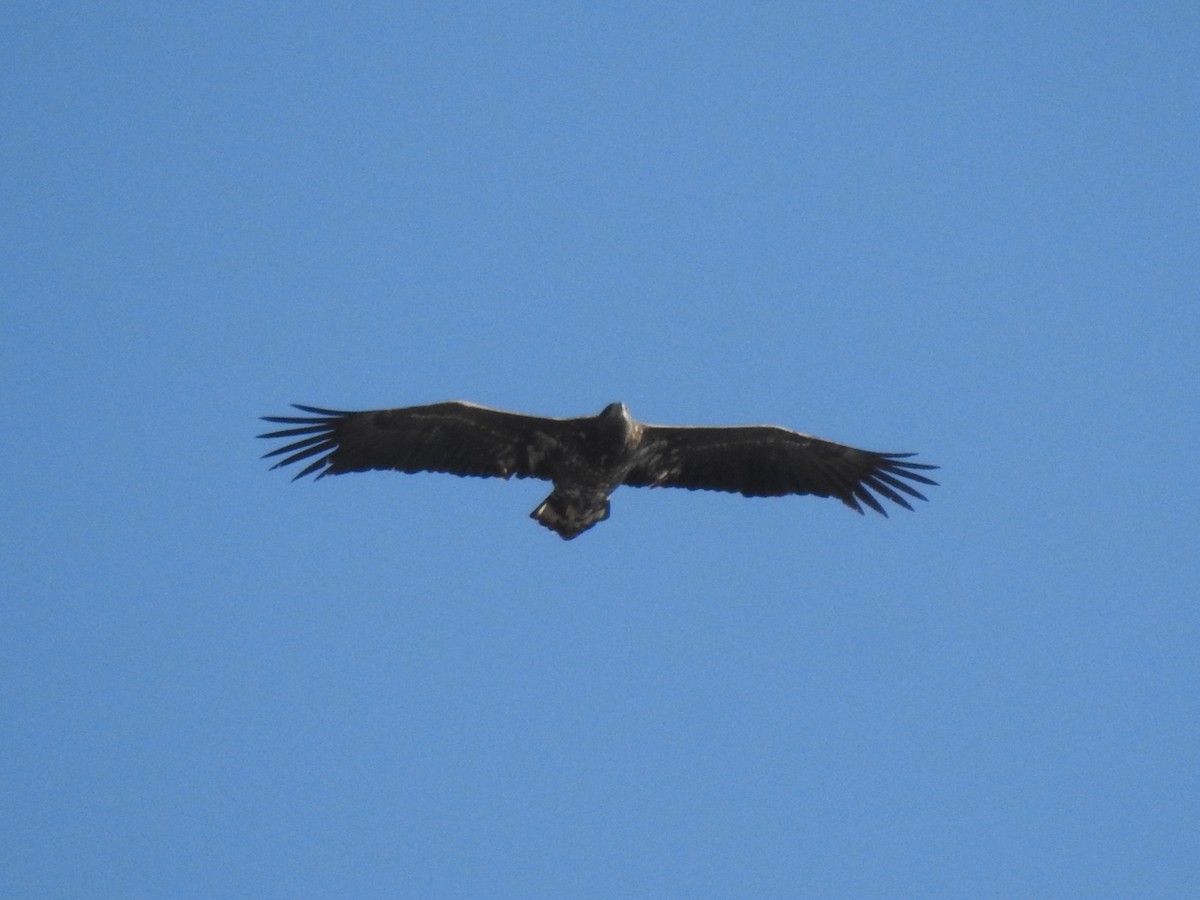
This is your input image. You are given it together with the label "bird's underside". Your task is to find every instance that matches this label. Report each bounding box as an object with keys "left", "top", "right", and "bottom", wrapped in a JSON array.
[{"left": 259, "top": 400, "right": 938, "bottom": 539}]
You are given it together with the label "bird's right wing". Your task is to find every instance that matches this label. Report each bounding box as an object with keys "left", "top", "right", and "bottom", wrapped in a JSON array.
[{"left": 258, "top": 402, "right": 579, "bottom": 482}]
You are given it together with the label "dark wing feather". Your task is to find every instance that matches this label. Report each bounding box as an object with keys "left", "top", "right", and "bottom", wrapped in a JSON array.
[
  {"left": 625, "top": 425, "right": 938, "bottom": 516},
  {"left": 258, "top": 402, "right": 576, "bottom": 482}
]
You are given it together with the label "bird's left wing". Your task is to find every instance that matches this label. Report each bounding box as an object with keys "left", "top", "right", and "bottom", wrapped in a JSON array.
[
  {"left": 258, "top": 402, "right": 578, "bottom": 482},
  {"left": 624, "top": 424, "right": 937, "bottom": 515}
]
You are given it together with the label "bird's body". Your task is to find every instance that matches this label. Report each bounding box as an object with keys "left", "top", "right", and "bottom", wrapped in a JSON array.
[{"left": 259, "top": 401, "right": 937, "bottom": 539}]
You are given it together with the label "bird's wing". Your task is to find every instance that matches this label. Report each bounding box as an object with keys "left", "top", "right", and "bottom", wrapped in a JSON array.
[
  {"left": 258, "top": 402, "right": 578, "bottom": 482},
  {"left": 624, "top": 424, "right": 938, "bottom": 515}
]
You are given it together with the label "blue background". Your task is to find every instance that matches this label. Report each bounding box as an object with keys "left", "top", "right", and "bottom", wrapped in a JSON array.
[{"left": 4, "top": 3, "right": 1197, "bottom": 896}]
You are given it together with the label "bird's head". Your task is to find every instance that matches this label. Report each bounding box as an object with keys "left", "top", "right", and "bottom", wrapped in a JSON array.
[
  {"left": 597, "top": 402, "right": 641, "bottom": 447},
  {"left": 599, "top": 402, "right": 631, "bottom": 422}
]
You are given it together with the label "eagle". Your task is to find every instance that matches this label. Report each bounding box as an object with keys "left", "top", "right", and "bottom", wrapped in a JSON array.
[{"left": 259, "top": 401, "right": 937, "bottom": 539}]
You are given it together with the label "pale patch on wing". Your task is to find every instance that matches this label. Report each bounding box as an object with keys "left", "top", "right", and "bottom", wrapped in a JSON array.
[
  {"left": 636, "top": 441, "right": 684, "bottom": 486},
  {"left": 525, "top": 430, "right": 559, "bottom": 477}
]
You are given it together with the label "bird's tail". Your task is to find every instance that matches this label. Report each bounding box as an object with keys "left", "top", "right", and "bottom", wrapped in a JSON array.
[{"left": 530, "top": 490, "right": 610, "bottom": 540}]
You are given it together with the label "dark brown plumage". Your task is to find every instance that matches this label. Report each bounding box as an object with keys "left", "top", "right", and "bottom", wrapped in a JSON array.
[{"left": 259, "top": 401, "right": 937, "bottom": 539}]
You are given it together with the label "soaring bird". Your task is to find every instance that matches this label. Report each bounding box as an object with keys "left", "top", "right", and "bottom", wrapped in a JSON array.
[{"left": 259, "top": 401, "right": 937, "bottom": 539}]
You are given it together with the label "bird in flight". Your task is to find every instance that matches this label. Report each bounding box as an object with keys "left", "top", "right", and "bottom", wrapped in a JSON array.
[{"left": 259, "top": 401, "right": 937, "bottom": 539}]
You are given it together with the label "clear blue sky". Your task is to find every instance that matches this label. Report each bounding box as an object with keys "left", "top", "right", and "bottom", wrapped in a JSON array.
[{"left": 4, "top": 3, "right": 1198, "bottom": 897}]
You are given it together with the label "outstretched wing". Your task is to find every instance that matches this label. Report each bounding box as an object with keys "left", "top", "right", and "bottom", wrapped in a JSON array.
[
  {"left": 258, "top": 402, "right": 576, "bottom": 482},
  {"left": 624, "top": 424, "right": 938, "bottom": 516}
]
